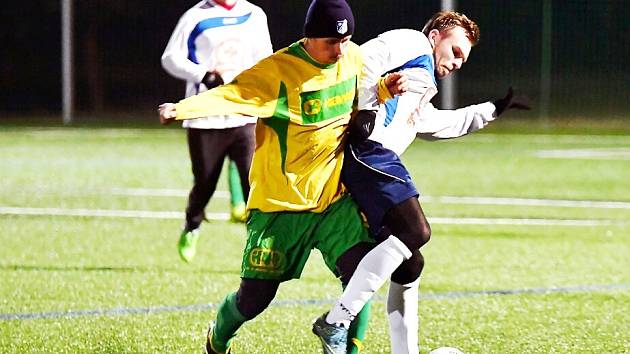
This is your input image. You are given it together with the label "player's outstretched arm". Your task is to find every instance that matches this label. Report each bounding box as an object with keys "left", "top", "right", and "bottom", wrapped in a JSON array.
[{"left": 415, "top": 86, "right": 532, "bottom": 140}]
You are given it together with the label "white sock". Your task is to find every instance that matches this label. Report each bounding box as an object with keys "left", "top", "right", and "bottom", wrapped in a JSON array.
[
  {"left": 326, "top": 236, "right": 412, "bottom": 327},
  {"left": 387, "top": 278, "right": 420, "bottom": 354}
]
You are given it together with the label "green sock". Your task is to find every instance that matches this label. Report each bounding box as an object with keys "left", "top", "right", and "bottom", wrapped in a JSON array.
[
  {"left": 211, "top": 293, "right": 247, "bottom": 352},
  {"left": 347, "top": 299, "right": 372, "bottom": 354},
  {"left": 227, "top": 161, "right": 245, "bottom": 207}
]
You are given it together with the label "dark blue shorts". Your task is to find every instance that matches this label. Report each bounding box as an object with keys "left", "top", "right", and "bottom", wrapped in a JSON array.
[{"left": 342, "top": 140, "right": 419, "bottom": 235}]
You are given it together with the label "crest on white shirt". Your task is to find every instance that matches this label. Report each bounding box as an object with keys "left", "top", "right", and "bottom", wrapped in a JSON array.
[{"left": 337, "top": 19, "right": 348, "bottom": 34}]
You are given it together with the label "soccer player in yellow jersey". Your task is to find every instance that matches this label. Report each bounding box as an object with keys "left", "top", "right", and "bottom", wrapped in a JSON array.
[{"left": 159, "top": 1, "right": 405, "bottom": 353}]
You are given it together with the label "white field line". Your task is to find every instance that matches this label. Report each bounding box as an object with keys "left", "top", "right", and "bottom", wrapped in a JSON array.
[
  {"left": 0, "top": 207, "right": 227, "bottom": 221},
  {"left": 109, "top": 188, "right": 630, "bottom": 210},
  {"left": 428, "top": 217, "right": 624, "bottom": 226},
  {"left": 422, "top": 195, "right": 630, "bottom": 209},
  {"left": 469, "top": 134, "right": 630, "bottom": 145},
  {"left": 535, "top": 147, "right": 630, "bottom": 160},
  {"left": 109, "top": 188, "right": 229, "bottom": 198},
  {"left": 0, "top": 206, "right": 626, "bottom": 226}
]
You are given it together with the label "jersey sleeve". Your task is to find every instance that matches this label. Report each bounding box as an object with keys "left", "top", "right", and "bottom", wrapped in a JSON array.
[
  {"left": 386, "top": 60, "right": 496, "bottom": 140},
  {"left": 175, "top": 56, "right": 281, "bottom": 120},
  {"left": 359, "top": 29, "right": 431, "bottom": 110},
  {"left": 415, "top": 101, "right": 497, "bottom": 139},
  {"left": 161, "top": 11, "right": 207, "bottom": 83}
]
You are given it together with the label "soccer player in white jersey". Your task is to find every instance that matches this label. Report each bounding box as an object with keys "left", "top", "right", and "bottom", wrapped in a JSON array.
[
  {"left": 314, "top": 11, "right": 529, "bottom": 354},
  {"left": 161, "top": 0, "right": 272, "bottom": 263}
]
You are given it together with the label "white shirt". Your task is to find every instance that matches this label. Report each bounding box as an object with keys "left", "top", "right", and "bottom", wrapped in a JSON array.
[
  {"left": 161, "top": 0, "right": 273, "bottom": 129},
  {"left": 359, "top": 29, "right": 497, "bottom": 156}
]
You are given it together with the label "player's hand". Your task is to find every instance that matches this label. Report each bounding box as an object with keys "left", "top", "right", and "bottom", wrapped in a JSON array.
[
  {"left": 202, "top": 71, "right": 224, "bottom": 89},
  {"left": 493, "top": 87, "right": 531, "bottom": 116},
  {"left": 384, "top": 72, "right": 408, "bottom": 96},
  {"left": 158, "top": 103, "right": 177, "bottom": 125}
]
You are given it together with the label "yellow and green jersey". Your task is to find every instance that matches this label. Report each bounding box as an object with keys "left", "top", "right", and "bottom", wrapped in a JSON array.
[{"left": 175, "top": 39, "right": 363, "bottom": 213}]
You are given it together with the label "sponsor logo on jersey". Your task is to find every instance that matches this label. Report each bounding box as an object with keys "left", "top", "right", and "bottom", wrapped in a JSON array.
[
  {"left": 300, "top": 76, "right": 356, "bottom": 124},
  {"left": 303, "top": 99, "right": 322, "bottom": 116}
]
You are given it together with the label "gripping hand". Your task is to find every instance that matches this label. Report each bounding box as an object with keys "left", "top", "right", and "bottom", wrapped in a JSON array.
[
  {"left": 202, "top": 71, "right": 224, "bottom": 89},
  {"left": 493, "top": 87, "right": 531, "bottom": 116},
  {"left": 158, "top": 103, "right": 176, "bottom": 125}
]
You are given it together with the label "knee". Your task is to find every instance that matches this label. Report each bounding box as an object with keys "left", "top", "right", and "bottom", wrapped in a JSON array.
[
  {"left": 391, "top": 251, "right": 424, "bottom": 284},
  {"left": 416, "top": 221, "right": 431, "bottom": 248},
  {"left": 235, "top": 279, "right": 279, "bottom": 320},
  {"left": 398, "top": 221, "right": 431, "bottom": 251}
]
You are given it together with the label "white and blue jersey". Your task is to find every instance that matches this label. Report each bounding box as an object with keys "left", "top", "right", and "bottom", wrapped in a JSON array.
[
  {"left": 359, "top": 29, "right": 496, "bottom": 156},
  {"left": 346, "top": 29, "right": 497, "bottom": 233},
  {"left": 161, "top": 0, "right": 273, "bottom": 129}
]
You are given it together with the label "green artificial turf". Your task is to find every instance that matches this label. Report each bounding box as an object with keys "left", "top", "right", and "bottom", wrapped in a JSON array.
[{"left": 0, "top": 122, "right": 628, "bottom": 353}]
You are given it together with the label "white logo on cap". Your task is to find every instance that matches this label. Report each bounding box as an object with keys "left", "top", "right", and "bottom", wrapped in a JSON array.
[{"left": 336, "top": 19, "right": 348, "bottom": 34}]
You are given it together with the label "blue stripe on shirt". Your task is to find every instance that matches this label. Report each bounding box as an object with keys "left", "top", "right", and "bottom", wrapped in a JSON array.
[
  {"left": 187, "top": 12, "right": 252, "bottom": 64},
  {"left": 383, "top": 54, "right": 436, "bottom": 126},
  {"left": 392, "top": 54, "right": 437, "bottom": 85},
  {"left": 383, "top": 96, "right": 400, "bottom": 127}
]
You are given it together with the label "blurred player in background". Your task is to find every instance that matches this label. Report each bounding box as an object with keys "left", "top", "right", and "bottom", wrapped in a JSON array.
[
  {"left": 314, "top": 11, "right": 529, "bottom": 354},
  {"left": 159, "top": 1, "right": 407, "bottom": 352},
  {"left": 161, "top": 0, "right": 273, "bottom": 263}
]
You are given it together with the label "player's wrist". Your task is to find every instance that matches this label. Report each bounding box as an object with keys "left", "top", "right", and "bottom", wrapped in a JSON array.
[{"left": 377, "top": 76, "right": 394, "bottom": 104}]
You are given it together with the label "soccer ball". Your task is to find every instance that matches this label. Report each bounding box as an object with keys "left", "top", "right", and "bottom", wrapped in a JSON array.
[{"left": 429, "top": 347, "right": 465, "bottom": 354}]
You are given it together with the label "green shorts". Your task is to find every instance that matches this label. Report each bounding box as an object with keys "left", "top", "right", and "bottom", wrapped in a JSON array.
[{"left": 241, "top": 195, "right": 372, "bottom": 281}]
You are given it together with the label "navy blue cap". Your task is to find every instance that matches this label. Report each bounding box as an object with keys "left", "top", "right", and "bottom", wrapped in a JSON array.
[{"left": 304, "top": 0, "right": 355, "bottom": 38}]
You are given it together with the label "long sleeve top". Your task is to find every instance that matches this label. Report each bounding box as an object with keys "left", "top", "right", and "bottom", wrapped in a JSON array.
[
  {"left": 174, "top": 40, "right": 364, "bottom": 213},
  {"left": 359, "top": 29, "right": 497, "bottom": 156},
  {"left": 161, "top": 0, "right": 272, "bottom": 129}
]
